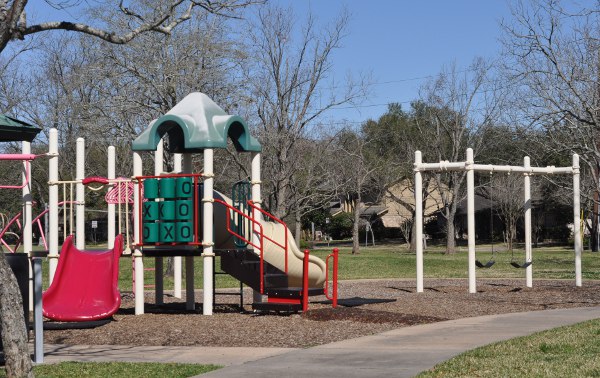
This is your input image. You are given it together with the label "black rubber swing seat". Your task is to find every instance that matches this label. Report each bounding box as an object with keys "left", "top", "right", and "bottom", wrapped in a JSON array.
[
  {"left": 475, "top": 260, "right": 495, "bottom": 268},
  {"left": 510, "top": 261, "right": 532, "bottom": 269}
]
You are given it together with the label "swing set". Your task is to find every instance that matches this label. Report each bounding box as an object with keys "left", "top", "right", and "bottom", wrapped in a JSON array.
[{"left": 414, "top": 148, "right": 582, "bottom": 294}]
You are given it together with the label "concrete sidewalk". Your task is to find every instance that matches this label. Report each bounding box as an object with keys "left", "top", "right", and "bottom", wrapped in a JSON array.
[
  {"left": 42, "top": 306, "right": 600, "bottom": 378},
  {"left": 42, "top": 344, "right": 296, "bottom": 367}
]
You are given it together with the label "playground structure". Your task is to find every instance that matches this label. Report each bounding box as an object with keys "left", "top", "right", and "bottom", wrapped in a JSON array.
[
  {"left": 1, "top": 93, "right": 338, "bottom": 323},
  {"left": 130, "top": 92, "right": 337, "bottom": 315},
  {"left": 414, "top": 148, "right": 582, "bottom": 293}
]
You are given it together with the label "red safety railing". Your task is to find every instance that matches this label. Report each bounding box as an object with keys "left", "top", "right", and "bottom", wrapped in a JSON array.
[
  {"left": 0, "top": 201, "right": 76, "bottom": 253},
  {"left": 325, "top": 248, "right": 339, "bottom": 308},
  {"left": 213, "top": 198, "right": 271, "bottom": 293},
  {"left": 134, "top": 173, "right": 202, "bottom": 247},
  {"left": 247, "top": 200, "right": 288, "bottom": 273}
]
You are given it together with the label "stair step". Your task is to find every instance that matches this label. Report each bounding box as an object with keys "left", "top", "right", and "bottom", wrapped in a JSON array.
[
  {"left": 252, "top": 302, "right": 302, "bottom": 313},
  {"left": 264, "top": 273, "right": 288, "bottom": 288},
  {"left": 265, "top": 287, "right": 324, "bottom": 298}
]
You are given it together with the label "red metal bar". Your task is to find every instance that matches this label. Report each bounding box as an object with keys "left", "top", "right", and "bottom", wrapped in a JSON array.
[
  {"left": 135, "top": 173, "right": 203, "bottom": 180},
  {"left": 193, "top": 175, "right": 199, "bottom": 244},
  {"left": 302, "top": 249, "right": 310, "bottom": 312},
  {"left": 82, "top": 176, "right": 109, "bottom": 185},
  {"left": 268, "top": 297, "right": 301, "bottom": 304},
  {"left": 247, "top": 200, "right": 288, "bottom": 273}
]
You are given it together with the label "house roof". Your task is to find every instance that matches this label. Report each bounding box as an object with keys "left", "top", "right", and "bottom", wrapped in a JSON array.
[
  {"left": 132, "top": 92, "right": 261, "bottom": 153},
  {"left": 0, "top": 115, "right": 42, "bottom": 142}
]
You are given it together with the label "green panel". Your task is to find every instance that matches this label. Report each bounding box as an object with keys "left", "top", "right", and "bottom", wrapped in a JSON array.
[
  {"left": 143, "top": 179, "right": 159, "bottom": 199},
  {"left": 143, "top": 202, "right": 159, "bottom": 221},
  {"left": 159, "top": 201, "right": 176, "bottom": 220},
  {"left": 176, "top": 177, "right": 193, "bottom": 198},
  {"left": 143, "top": 223, "right": 159, "bottom": 243},
  {"left": 159, "top": 222, "right": 176, "bottom": 243},
  {"left": 176, "top": 222, "right": 193, "bottom": 242},
  {"left": 159, "top": 178, "right": 176, "bottom": 199},
  {"left": 176, "top": 200, "right": 193, "bottom": 220}
]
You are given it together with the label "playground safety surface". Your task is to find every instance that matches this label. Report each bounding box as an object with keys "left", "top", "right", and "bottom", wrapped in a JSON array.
[{"left": 42, "top": 278, "right": 600, "bottom": 349}]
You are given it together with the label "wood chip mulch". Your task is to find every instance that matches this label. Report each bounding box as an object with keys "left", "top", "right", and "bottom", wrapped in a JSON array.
[{"left": 42, "top": 279, "right": 600, "bottom": 349}]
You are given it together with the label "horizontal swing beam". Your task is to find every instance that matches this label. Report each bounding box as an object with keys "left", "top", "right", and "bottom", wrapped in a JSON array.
[{"left": 416, "top": 162, "right": 574, "bottom": 175}]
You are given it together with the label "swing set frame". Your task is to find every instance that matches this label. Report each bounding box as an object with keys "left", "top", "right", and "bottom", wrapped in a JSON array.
[{"left": 414, "top": 148, "right": 582, "bottom": 294}]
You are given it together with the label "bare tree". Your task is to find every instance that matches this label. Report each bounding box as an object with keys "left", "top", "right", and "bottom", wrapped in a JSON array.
[
  {"left": 337, "top": 129, "right": 383, "bottom": 254},
  {"left": 0, "top": 2, "right": 261, "bottom": 376},
  {"left": 248, "top": 4, "right": 367, "bottom": 222},
  {"left": 0, "top": 0, "right": 262, "bottom": 54},
  {"left": 418, "top": 59, "right": 504, "bottom": 254},
  {"left": 501, "top": 0, "right": 600, "bottom": 248}
]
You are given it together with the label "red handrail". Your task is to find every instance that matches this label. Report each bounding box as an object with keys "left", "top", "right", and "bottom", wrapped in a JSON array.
[
  {"left": 325, "top": 248, "right": 339, "bottom": 307},
  {"left": 247, "top": 200, "right": 288, "bottom": 273},
  {"left": 0, "top": 200, "right": 76, "bottom": 252},
  {"left": 214, "top": 198, "right": 268, "bottom": 293}
]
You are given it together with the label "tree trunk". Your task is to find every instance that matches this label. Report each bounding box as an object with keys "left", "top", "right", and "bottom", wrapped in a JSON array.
[
  {"left": 593, "top": 189, "right": 599, "bottom": 252},
  {"left": 294, "top": 210, "right": 302, "bottom": 248},
  {"left": 445, "top": 219, "right": 456, "bottom": 254},
  {"left": 0, "top": 254, "right": 33, "bottom": 378},
  {"left": 164, "top": 256, "right": 174, "bottom": 276},
  {"left": 352, "top": 202, "right": 361, "bottom": 255},
  {"left": 409, "top": 218, "right": 417, "bottom": 253}
]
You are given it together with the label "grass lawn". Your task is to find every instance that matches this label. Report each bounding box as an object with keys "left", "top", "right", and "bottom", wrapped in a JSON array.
[
  {"left": 36, "top": 242, "right": 600, "bottom": 290},
  {"left": 26, "top": 241, "right": 600, "bottom": 377},
  {"left": 417, "top": 318, "right": 600, "bottom": 377},
  {"left": 0, "top": 362, "right": 220, "bottom": 378}
]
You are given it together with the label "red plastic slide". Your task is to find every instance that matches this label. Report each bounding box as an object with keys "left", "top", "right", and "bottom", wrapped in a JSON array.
[{"left": 43, "top": 235, "right": 123, "bottom": 322}]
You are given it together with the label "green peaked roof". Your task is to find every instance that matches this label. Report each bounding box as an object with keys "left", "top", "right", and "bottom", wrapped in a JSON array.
[
  {"left": 132, "top": 93, "right": 261, "bottom": 153},
  {"left": 0, "top": 114, "right": 42, "bottom": 142}
]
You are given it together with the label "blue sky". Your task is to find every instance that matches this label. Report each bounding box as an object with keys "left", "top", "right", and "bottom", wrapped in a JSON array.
[
  {"left": 283, "top": 0, "right": 514, "bottom": 124},
  {"left": 25, "top": 0, "right": 514, "bottom": 124}
]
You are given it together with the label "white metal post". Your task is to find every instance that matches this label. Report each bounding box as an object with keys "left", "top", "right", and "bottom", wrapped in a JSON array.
[
  {"left": 524, "top": 156, "right": 533, "bottom": 287},
  {"left": 107, "top": 146, "right": 116, "bottom": 249},
  {"left": 414, "top": 151, "right": 424, "bottom": 293},
  {"left": 173, "top": 153, "right": 183, "bottom": 298},
  {"left": 573, "top": 154, "right": 582, "bottom": 286},
  {"left": 251, "top": 152, "right": 263, "bottom": 302},
  {"left": 76, "top": 137, "right": 85, "bottom": 249},
  {"left": 183, "top": 153, "right": 195, "bottom": 310},
  {"left": 154, "top": 140, "right": 164, "bottom": 305},
  {"left": 133, "top": 152, "right": 144, "bottom": 315},
  {"left": 202, "top": 149, "right": 215, "bottom": 315},
  {"left": 466, "top": 148, "right": 476, "bottom": 293},
  {"left": 48, "top": 129, "right": 59, "bottom": 283}
]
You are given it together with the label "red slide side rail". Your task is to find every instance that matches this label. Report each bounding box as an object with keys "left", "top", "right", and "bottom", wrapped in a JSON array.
[
  {"left": 213, "top": 198, "right": 269, "bottom": 293},
  {"left": 247, "top": 200, "right": 288, "bottom": 273},
  {"left": 325, "top": 248, "right": 339, "bottom": 307}
]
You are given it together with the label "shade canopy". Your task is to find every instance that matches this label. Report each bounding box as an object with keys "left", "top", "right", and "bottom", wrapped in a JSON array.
[
  {"left": 132, "top": 93, "right": 261, "bottom": 153},
  {"left": 0, "top": 115, "right": 42, "bottom": 142}
]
